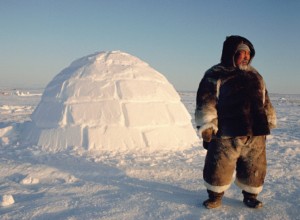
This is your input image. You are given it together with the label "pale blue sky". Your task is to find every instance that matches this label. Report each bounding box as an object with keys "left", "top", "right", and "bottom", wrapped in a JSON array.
[{"left": 1, "top": 0, "right": 299, "bottom": 94}]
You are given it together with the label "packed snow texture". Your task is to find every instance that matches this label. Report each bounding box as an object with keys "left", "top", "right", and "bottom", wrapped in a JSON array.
[{"left": 27, "top": 51, "right": 198, "bottom": 153}]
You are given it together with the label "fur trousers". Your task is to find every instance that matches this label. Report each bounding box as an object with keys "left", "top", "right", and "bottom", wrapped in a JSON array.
[{"left": 203, "top": 136, "right": 267, "bottom": 194}]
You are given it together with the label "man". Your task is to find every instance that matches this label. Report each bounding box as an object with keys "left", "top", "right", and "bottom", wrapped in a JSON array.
[{"left": 195, "top": 35, "right": 277, "bottom": 209}]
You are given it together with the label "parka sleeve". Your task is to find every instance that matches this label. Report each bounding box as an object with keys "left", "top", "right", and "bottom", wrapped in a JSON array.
[
  {"left": 194, "top": 74, "right": 219, "bottom": 133},
  {"left": 264, "top": 89, "right": 277, "bottom": 129}
]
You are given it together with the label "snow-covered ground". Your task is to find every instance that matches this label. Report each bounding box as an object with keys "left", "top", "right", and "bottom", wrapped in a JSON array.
[{"left": 0, "top": 88, "right": 299, "bottom": 219}]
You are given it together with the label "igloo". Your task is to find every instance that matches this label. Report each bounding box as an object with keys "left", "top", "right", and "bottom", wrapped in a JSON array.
[{"left": 28, "top": 51, "right": 198, "bottom": 152}]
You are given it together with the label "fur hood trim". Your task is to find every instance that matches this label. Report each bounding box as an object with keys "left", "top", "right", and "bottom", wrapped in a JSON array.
[{"left": 221, "top": 35, "right": 255, "bottom": 67}]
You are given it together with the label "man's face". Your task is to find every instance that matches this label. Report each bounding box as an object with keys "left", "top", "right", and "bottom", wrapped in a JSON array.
[{"left": 234, "top": 50, "right": 251, "bottom": 70}]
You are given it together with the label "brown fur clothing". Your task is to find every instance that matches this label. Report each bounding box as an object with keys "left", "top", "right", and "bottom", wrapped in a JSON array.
[
  {"left": 203, "top": 136, "right": 267, "bottom": 194},
  {"left": 195, "top": 35, "right": 277, "bottom": 194},
  {"left": 195, "top": 64, "right": 276, "bottom": 136}
]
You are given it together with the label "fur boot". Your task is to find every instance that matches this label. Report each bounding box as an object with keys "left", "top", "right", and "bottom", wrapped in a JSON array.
[
  {"left": 203, "top": 190, "right": 224, "bottom": 209},
  {"left": 242, "top": 190, "right": 263, "bottom": 208}
]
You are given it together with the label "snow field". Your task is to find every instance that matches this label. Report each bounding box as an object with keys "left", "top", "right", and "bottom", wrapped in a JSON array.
[{"left": 0, "top": 91, "right": 299, "bottom": 219}]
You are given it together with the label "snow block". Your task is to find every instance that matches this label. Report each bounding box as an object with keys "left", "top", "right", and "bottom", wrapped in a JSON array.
[
  {"left": 117, "top": 80, "right": 180, "bottom": 102},
  {"left": 37, "top": 126, "right": 82, "bottom": 152},
  {"left": 123, "top": 102, "right": 171, "bottom": 127},
  {"left": 143, "top": 125, "right": 197, "bottom": 149},
  {"left": 166, "top": 103, "right": 192, "bottom": 125},
  {"left": 86, "top": 126, "right": 146, "bottom": 151},
  {"left": 66, "top": 101, "right": 123, "bottom": 126}
]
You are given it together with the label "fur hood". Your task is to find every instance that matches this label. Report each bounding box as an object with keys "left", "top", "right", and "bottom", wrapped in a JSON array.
[{"left": 221, "top": 35, "right": 255, "bottom": 67}]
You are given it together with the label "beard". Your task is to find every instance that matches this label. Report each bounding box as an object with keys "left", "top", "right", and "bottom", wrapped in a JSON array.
[
  {"left": 238, "top": 64, "right": 249, "bottom": 70},
  {"left": 237, "top": 60, "right": 250, "bottom": 70}
]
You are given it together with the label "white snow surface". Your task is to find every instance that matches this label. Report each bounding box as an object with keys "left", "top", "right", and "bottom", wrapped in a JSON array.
[
  {"left": 27, "top": 51, "right": 198, "bottom": 152},
  {"left": 1, "top": 89, "right": 300, "bottom": 219}
]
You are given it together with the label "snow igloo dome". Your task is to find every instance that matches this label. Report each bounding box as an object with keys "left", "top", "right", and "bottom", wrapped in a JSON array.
[{"left": 28, "top": 51, "right": 198, "bottom": 152}]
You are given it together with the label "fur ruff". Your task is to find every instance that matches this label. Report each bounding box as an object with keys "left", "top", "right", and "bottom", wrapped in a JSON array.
[
  {"left": 235, "top": 179, "right": 263, "bottom": 194},
  {"left": 204, "top": 180, "right": 231, "bottom": 193}
]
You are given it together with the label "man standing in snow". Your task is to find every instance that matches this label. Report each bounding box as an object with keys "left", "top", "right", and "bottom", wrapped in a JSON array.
[{"left": 195, "top": 35, "right": 277, "bottom": 209}]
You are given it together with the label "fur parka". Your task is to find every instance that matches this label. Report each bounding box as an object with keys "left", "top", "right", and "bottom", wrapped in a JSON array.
[{"left": 195, "top": 36, "right": 277, "bottom": 137}]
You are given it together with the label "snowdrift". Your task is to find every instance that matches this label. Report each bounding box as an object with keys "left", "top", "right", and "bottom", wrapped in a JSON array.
[{"left": 27, "top": 51, "right": 198, "bottom": 152}]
